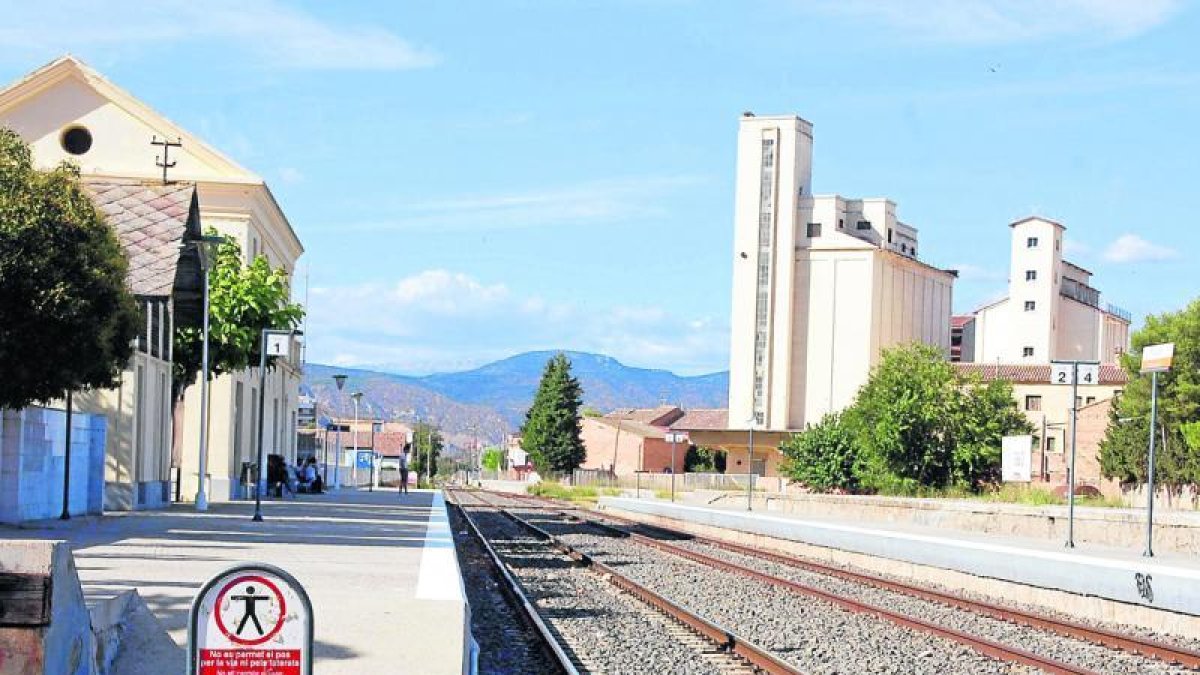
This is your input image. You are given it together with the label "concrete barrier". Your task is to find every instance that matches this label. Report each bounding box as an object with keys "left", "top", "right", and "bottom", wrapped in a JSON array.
[
  {"left": 704, "top": 491, "right": 1200, "bottom": 555},
  {"left": 600, "top": 497, "right": 1200, "bottom": 635},
  {"left": 0, "top": 540, "right": 95, "bottom": 675}
]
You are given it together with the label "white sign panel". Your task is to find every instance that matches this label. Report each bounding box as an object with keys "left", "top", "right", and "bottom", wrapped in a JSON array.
[
  {"left": 189, "top": 564, "right": 313, "bottom": 675},
  {"left": 1002, "top": 435, "right": 1033, "bottom": 483},
  {"left": 1050, "top": 362, "right": 1100, "bottom": 386},
  {"left": 1141, "top": 343, "right": 1175, "bottom": 373},
  {"left": 665, "top": 431, "right": 689, "bottom": 444},
  {"left": 265, "top": 333, "right": 291, "bottom": 357}
]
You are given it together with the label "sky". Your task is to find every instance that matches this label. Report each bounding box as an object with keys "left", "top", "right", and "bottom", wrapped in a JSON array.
[{"left": 1, "top": 0, "right": 1196, "bottom": 376}]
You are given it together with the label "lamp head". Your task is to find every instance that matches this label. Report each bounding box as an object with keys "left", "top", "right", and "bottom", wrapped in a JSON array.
[
  {"left": 350, "top": 392, "right": 363, "bottom": 402},
  {"left": 333, "top": 374, "right": 347, "bottom": 391}
]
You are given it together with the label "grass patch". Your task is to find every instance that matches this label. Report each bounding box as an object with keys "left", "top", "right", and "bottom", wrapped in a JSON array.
[{"left": 527, "top": 482, "right": 620, "bottom": 504}]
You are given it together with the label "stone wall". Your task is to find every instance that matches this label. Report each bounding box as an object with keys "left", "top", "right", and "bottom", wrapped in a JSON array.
[{"left": 0, "top": 406, "right": 106, "bottom": 524}]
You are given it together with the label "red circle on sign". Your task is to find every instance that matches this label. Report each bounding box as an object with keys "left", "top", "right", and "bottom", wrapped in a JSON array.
[{"left": 213, "top": 574, "right": 287, "bottom": 646}]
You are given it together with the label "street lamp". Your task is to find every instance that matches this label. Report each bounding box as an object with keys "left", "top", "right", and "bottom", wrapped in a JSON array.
[
  {"left": 350, "top": 392, "right": 363, "bottom": 489},
  {"left": 189, "top": 234, "right": 225, "bottom": 512},
  {"left": 747, "top": 413, "right": 759, "bottom": 511},
  {"left": 252, "top": 328, "right": 302, "bottom": 522},
  {"left": 332, "top": 374, "right": 347, "bottom": 491}
]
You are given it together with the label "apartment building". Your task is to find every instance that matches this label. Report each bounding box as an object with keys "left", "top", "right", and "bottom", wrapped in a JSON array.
[
  {"left": 0, "top": 56, "right": 305, "bottom": 504},
  {"left": 966, "top": 217, "right": 1130, "bottom": 364},
  {"left": 728, "top": 113, "right": 956, "bottom": 439}
]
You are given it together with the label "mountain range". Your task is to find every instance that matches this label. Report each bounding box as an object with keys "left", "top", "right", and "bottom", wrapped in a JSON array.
[{"left": 302, "top": 351, "right": 728, "bottom": 449}]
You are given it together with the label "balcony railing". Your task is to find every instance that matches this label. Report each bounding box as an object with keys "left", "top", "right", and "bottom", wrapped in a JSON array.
[
  {"left": 1060, "top": 277, "right": 1100, "bottom": 308},
  {"left": 1105, "top": 303, "right": 1132, "bottom": 322}
]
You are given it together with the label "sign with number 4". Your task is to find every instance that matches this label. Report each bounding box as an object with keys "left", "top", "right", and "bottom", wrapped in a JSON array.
[{"left": 1050, "top": 362, "right": 1099, "bottom": 386}]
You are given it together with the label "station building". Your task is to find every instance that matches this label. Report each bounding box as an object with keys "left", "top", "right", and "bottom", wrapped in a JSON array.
[{"left": 0, "top": 56, "right": 305, "bottom": 506}]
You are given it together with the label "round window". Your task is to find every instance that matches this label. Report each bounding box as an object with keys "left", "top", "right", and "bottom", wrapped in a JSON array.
[{"left": 60, "top": 126, "right": 93, "bottom": 155}]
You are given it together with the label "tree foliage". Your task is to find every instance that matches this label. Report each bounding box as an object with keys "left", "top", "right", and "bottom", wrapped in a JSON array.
[
  {"left": 684, "top": 445, "right": 727, "bottom": 473},
  {"left": 172, "top": 231, "right": 304, "bottom": 395},
  {"left": 780, "top": 413, "right": 861, "bottom": 492},
  {"left": 0, "top": 128, "right": 140, "bottom": 409},
  {"left": 481, "top": 446, "right": 505, "bottom": 471},
  {"left": 410, "top": 422, "right": 444, "bottom": 478},
  {"left": 1100, "top": 298, "right": 1200, "bottom": 486},
  {"left": 522, "top": 353, "right": 586, "bottom": 473},
  {"left": 782, "top": 344, "right": 1031, "bottom": 493}
]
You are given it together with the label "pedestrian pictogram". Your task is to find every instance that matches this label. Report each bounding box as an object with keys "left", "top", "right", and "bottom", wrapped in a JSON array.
[{"left": 189, "top": 564, "right": 313, "bottom": 675}]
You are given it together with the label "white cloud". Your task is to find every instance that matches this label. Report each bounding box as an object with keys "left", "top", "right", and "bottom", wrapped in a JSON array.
[
  {"left": 304, "top": 269, "right": 728, "bottom": 375},
  {"left": 327, "top": 175, "right": 706, "bottom": 233},
  {"left": 806, "top": 0, "right": 1182, "bottom": 44},
  {"left": 1102, "top": 234, "right": 1178, "bottom": 263},
  {"left": 0, "top": 1, "right": 438, "bottom": 71}
]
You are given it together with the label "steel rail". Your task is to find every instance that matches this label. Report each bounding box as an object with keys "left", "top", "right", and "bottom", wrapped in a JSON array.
[
  {"left": 447, "top": 493, "right": 579, "bottom": 674},
  {"left": 504, "top": 489, "right": 1200, "bottom": 669},
  {"left": 495, "top": 505, "right": 801, "bottom": 675}
]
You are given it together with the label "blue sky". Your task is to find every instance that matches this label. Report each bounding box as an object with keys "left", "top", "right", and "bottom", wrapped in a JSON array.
[{"left": 1, "top": 1, "right": 1196, "bottom": 375}]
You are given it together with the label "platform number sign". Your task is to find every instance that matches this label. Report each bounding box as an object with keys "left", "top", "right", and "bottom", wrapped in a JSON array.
[
  {"left": 189, "top": 563, "right": 313, "bottom": 675},
  {"left": 266, "top": 333, "right": 291, "bottom": 358},
  {"left": 1051, "top": 362, "right": 1099, "bottom": 386}
]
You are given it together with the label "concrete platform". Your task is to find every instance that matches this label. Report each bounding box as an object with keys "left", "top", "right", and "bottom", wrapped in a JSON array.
[
  {"left": 0, "top": 488, "right": 470, "bottom": 675},
  {"left": 599, "top": 497, "right": 1200, "bottom": 625}
]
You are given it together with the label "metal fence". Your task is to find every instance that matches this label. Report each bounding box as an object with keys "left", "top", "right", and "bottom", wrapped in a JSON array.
[{"left": 570, "top": 469, "right": 783, "bottom": 493}]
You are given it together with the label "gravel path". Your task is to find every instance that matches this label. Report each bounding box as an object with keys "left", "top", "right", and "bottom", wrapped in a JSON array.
[
  {"left": 462, "top": 506, "right": 737, "bottom": 674},
  {"left": 516, "top": 509, "right": 1029, "bottom": 675},
  {"left": 660, "top": 535, "right": 1192, "bottom": 675}
]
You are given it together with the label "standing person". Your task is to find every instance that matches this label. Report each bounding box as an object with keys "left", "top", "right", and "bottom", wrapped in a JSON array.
[{"left": 398, "top": 442, "right": 410, "bottom": 495}]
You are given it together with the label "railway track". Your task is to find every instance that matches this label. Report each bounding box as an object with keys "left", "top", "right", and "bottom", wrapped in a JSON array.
[
  {"left": 478, "top": 488, "right": 1200, "bottom": 675},
  {"left": 448, "top": 488, "right": 797, "bottom": 674}
]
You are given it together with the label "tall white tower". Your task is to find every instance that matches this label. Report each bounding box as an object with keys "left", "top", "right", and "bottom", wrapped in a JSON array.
[{"left": 727, "top": 113, "right": 813, "bottom": 430}]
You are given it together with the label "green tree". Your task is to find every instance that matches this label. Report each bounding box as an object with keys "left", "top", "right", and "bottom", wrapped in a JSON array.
[
  {"left": 852, "top": 343, "right": 1030, "bottom": 493},
  {"left": 522, "top": 353, "right": 586, "bottom": 473},
  {"left": 0, "top": 128, "right": 140, "bottom": 409},
  {"left": 853, "top": 344, "right": 960, "bottom": 491},
  {"left": 172, "top": 232, "right": 304, "bottom": 395},
  {"left": 684, "top": 446, "right": 726, "bottom": 473},
  {"left": 410, "top": 422, "right": 444, "bottom": 480},
  {"left": 952, "top": 376, "right": 1033, "bottom": 490},
  {"left": 780, "top": 412, "right": 862, "bottom": 491},
  {"left": 481, "top": 446, "right": 504, "bottom": 471},
  {"left": 1100, "top": 299, "right": 1200, "bottom": 486}
]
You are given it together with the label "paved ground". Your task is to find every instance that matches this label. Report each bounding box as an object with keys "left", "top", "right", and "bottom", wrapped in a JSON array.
[{"left": 0, "top": 488, "right": 468, "bottom": 674}]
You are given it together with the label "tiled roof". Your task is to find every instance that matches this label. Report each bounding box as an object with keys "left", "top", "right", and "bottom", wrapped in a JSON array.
[
  {"left": 83, "top": 178, "right": 199, "bottom": 297},
  {"left": 586, "top": 417, "right": 668, "bottom": 439},
  {"left": 953, "top": 363, "right": 1128, "bottom": 385},
  {"left": 670, "top": 408, "right": 729, "bottom": 431},
  {"left": 951, "top": 315, "right": 974, "bottom": 329},
  {"left": 605, "top": 405, "right": 683, "bottom": 426}
]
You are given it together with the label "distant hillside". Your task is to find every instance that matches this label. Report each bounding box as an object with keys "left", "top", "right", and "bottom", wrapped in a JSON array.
[{"left": 302, "top": 351, "right": 728, "bottom": 445}]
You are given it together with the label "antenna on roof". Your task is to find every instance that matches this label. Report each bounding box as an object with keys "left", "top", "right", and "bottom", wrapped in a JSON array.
[{"left": 151, "top": 135, "right": 182, "bottom": 184}]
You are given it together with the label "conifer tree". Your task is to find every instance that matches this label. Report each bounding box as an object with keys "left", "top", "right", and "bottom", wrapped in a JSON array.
[{"left": 521, "top": 353, "right": 586, "bottom": 474}]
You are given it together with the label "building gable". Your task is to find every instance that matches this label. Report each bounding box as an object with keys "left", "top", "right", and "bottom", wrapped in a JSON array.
[{"left": 0, "top": 56, "right": 258, "bottom": 184}]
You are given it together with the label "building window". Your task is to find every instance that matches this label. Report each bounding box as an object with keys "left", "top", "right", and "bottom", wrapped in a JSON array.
[
  {"left": 1085, "top": 396, "right": 1096, "bottom": 405},
  {"left": 1047, "top": 437, "right": 1058, "bottom": 453},
  {"left": 807, "top": 222, "right": 822, "bottom": 238},
  {"left": 838, "top": 219, "right": 844, "bottom": 229},
  {"left": 60, "top": 126, "right": 93, "bottom": 155},
  {"left": 887, "top": 228, "right": 893, "bottom": 243},
  {"left": 1023, "top": 346, "right": 1034, "bottom": 357},
  {"left": 1025, "top": 270, "right": 1037, "bottom": 281},
  {"left": 1027, "top": 237, "right": 1039, "bottom": 248},
  {"left": 1025, "top": 395, "right": 1042, "bottom": 411},
  {"left": 857, "top": 220, "right": 872, "bottom": 231},
  {"left": 1025, "top": 301, "right": 1036, "bottom": 311}
]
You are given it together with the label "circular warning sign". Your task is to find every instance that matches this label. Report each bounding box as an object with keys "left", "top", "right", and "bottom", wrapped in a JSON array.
[
  {"left": 213, "top": 575, "right": 287, "bottom": 646},
  {"left": 188, "top": 563, "right": 313, "bottom": 675}
]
